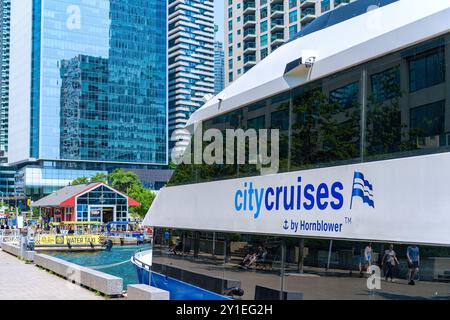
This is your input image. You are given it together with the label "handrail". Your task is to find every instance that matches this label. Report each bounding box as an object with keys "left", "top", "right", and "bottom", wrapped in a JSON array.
[{"left": 131, "top": 249, "right": 153, "bottom": 271}]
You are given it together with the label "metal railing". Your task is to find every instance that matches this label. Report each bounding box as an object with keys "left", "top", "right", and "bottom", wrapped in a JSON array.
[{"left": 0, "top": 229, "right": 20, "bottom": 244}]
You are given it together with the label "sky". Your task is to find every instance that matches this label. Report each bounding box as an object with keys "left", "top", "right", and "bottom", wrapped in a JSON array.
[{"left": 214, "top": 0, "right": 225, "bottom": 43}]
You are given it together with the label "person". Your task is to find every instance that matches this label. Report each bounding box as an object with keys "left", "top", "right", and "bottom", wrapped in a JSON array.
[
  {"left": 240, "top": 252, "right": 257, "bottom": 269},
  {"left": 169, "top": 238, "right": 183, "bottom": 255},
  {"left": 364, "top": 242, "right": 373, "bottom": 272},
  {"left": 407, "top": 244, "right": 420, "bottom": 285},
  {"left": 352, "top": 242, "right": 363, "bottom": 277},
  {"left": 382, "top": 244, "right": 399, "bottom": 282},
  {"left": 68, "top": 226, "right": 74, "bottom": 235}
]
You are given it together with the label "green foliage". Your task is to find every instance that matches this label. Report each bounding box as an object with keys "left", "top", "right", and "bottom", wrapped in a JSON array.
[
  {"left": 127, "top": 184, "right": 156, "bottom": 217},
  {"left": 90, "top": 172, "right": 108, "bottom": 183},
  {"left": 71, "top": 176, "right": 89, "bottom": 185},
  {"left": 108, "top": 169, "right": 141, "bottom": 193}
]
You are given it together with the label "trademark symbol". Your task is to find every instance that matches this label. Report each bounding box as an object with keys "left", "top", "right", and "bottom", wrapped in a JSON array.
[{"left": 345, "top": 217, "right": 352, "bottom": 224}]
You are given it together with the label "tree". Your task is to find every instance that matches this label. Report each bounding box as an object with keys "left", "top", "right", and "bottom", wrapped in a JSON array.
[
  {"left": 128, "top": 184, "right": 156, "bottom": 217},
  {"left": 71, "top": 176, "right": 89, "bottom": 185},
  {"left": 90, "top": 172, "right": 108, "bottom": 183},
  {"left": 108, "top": 169, "right": 141, "bottom": 193}
]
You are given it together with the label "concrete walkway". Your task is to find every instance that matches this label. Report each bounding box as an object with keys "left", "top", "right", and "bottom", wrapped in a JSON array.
[{"left": 0, "top": 250, "right": 103, "bottom": 300}]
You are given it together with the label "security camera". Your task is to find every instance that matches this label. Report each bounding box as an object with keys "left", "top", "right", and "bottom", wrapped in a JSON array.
[{"left": 305, "top": 56, "right": 316, "bottom": 68}]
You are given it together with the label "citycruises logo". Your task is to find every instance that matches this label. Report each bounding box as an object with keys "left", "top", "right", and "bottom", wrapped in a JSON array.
[{"left": 233, "top": 171, "right": 375, "bottom": 219}]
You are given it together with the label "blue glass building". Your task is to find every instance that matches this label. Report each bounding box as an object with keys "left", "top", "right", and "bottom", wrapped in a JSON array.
[{"left": 8, "top": 0, "right": 168, "bottom": 198}]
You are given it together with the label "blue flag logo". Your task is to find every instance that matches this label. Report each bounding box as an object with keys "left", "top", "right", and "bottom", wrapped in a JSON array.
[{"left": 350, "top": 172, "right": 374, "bottom": 209}]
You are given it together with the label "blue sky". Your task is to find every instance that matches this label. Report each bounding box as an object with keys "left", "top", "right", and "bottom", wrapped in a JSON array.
[{"left": 214, "top": 0, "right": 225, "bottom": 42}]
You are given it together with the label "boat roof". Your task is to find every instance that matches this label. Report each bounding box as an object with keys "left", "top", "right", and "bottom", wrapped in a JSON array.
[
  {"left": 290, "top": 0, "right": 400, "bottom": 41},
  {"left": 187, "top": 0, "right": 450, "bottom": 126}
]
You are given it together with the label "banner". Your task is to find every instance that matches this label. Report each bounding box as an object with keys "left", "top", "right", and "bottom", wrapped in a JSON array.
[
  {"left": 144, "top": 152, "right": 450, "bottom": 246},
  {"left": 35, "top": 235, "right": 102, "bottom": 246}
]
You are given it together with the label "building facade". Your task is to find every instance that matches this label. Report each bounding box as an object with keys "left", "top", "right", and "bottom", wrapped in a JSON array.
[
  {"left": 168, "top": 0, "right": 215, "bottom": 149},
  {"left": 143, "top": 0, "right": 450, "bottom": 300},
  {"left": 225, "top": 0, "right": 355, "bottom": 85},
  {"left": 0, "top": 0, "right": 10, "bottom": 163},
  {"left": 214, "top": 41, "right": 225, "bottom": 95},
  {"left": 7, "top": 0, "right": 168, "bottom": 199}
]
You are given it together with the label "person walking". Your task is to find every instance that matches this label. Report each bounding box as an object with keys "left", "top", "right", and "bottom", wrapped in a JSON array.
[
  {"left": 364, "top": 242, "right": 373, "bottom": 273},
  {"left": 382, "top": 244, "right": 399, "bottom": 282},
  {"left": 351, "top": 242, "right": 364, "bottom": 277},
  {"left": 407, "top": 244, "right": 420, "bottom": 285}
]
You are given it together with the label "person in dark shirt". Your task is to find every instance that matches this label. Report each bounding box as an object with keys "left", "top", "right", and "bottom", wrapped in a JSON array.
[{"left": 352, "top": 242, "right": 363, "bottom": 277}]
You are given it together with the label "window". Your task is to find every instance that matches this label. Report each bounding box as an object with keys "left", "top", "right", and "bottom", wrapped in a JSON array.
[
  {"left": 237, "top": 42, "right": 241, "bottom": 48},
  {"left": 260, "top": 20, "right": 268, "bottom": 33},
  {"left": 228, "top": 20, "right": 233, "bottom": 30},
  {"left": 321, "top": 0, "right": 330, "bottom": 12},
  {"left": 260, "top": 7, "right": 267, "bottom": 19},
  {"left": 289, "top": 0, "right": 297, "bottom": 9},
  {"left": 237, "top": 16, "right": 241, "bottom": 22},
  {"left": 237, "top": 29, "right": 241, "bottom": 35},
  {"left": 237, "top": 3, "right": 241, "bottom": 9},
  {"left": 228, "top": 33, "right": 233, "bottom": 43},
  {"left": 228, "top": 59, "right": 233, "bottom": 69},
  {"left": 371, "top": 67, "right": 401, "bottom": 102},
  {"left": 289, "top": 10, "right": 297, "bottom": 24},
  {"left": 228, "top": 7, "right": 232, "bottom": 18},
  {"left": 229, "top": 72, "right": 233, "bottom": 82},
  {"left": 260, "top": 34, "right": 268, "bottom": 47},
  {"left": 289, "top": 25, "right": 298, "bottom": 39},
  {"left": 237, "top": 55, "right": 241, "bottom": 61},
  {"left": 330, "top": 81, "right": 360, "bottom": 109},
  {"left": 260, "top": 0, "right": 267, "bottom": 5},
  {"left": 228, "top": 46, "right": 233, "bottom": 56},
  {"left": 409, "top": 46, "right": 445, "bottom": 92},
  {"left": 410, "top": 100, "right": 445, "bottom": 141},
  {"left": 247, "top": 116, "right": 266, "bottom": 130},
  {"left": 228, "top": 0, "right": 232, "bottom": 5},
  {"left": 237, "top": 69, "right": 242, "bottom": 75},
  {"left": 261, "top": 48, "right": 268, "bottom": 59}
]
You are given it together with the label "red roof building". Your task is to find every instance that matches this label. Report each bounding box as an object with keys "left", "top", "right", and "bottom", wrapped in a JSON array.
[{"left": 31, "top": 182, "right": 140, "bottom": 226}]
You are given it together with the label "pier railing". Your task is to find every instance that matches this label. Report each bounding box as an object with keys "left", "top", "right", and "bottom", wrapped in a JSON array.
[{"left": 0, "top": 229, "right": 20, "bottom": 244}]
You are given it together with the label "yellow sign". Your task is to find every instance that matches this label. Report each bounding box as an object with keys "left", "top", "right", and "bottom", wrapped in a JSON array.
[{"left": 35, "top": 235, "right": 102, "bottom": 246}]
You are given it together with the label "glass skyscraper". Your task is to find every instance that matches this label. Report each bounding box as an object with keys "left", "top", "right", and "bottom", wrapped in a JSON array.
[
  {"left": 168, "top": 0, "right": 215, "bottom": 149},
  {"left": 8, "top": 0, "right": 168, "bottom": 198},
  {"left": 214, "top": 41, "right": 225, "bottom": 95},
  {"left": 0, "top": 0, "right": 9, "bottom": 164}
]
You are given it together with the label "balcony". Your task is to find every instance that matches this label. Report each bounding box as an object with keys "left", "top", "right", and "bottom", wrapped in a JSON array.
[
  {"left": 243, "top": 41, "right": 256, "bottom": 52},
  {"left": 270, "top": 4, "right": 284, "bottom": 18},
  {"left": 243, "top": 54, "right": 257, "bottom": 66},
  {"left": 271, "top": 32, "right": 285, "bottom": 45},
  {"left": 300, "top": 7, "right": 316, "bottom": 23},
  {"left": 243, "top": 14, "right": 256, "bottom": 27},
  {"left": 243, "top": 1, "right": 256, "bottom": 14},
  {"left": 334, "top": 0, "right": 351, "bottom": 9},
  {"left": 243, "top": 28, "right": 256, "bottom": 40},
  {"left": 300, "top": 0, "right": 316, "bottom": 9},
  {"left": 270, "top": 18, "right": 284, "bottom": 32}
]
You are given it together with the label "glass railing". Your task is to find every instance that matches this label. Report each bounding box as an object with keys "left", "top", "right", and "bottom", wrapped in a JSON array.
[
  {"left": 244, "top": 15, "right": 256, "bottom": 23},
  {"left": 244, "top": 28, "right": 256, "bottom": 37},
  {"left": 271, "top": 4, "right": 284, "bottom": 12},
  {"left": 271, "top": 19, "right": 284, "bottom": 28},
  {"left": 271, "top": 33, "right": 285, "bottom": 41},
  {"left": 244, "top": 42, "right": 256, "bottom": 50},
  {"left": 244, "top": 55, "right": 256, "bottom": 63},
  {"left": 243, "top": 2, "right": 256, "bottom": 10},
  {"left": 301, "top": 7, "right": 316, "bottom": 17}
]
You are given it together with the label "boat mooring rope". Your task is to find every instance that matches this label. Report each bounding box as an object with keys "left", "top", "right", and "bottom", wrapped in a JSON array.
[{"left": 88, "top": 259, "right": 131, "bottom": 269}]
